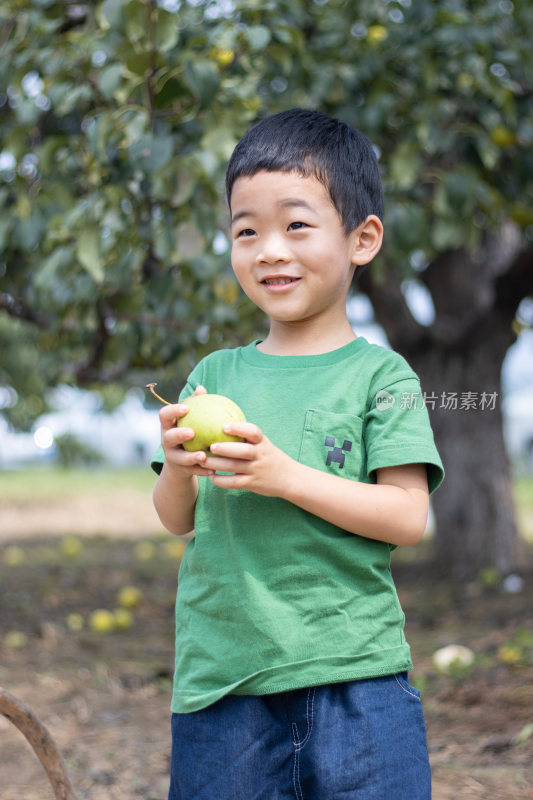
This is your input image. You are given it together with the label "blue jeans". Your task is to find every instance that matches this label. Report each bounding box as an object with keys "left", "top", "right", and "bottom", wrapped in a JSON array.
[{"left": 168, "top": 674, "right": 431, "bottom": 799}]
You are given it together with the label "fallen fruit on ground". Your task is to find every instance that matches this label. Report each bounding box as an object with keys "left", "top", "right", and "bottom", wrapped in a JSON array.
[
  {"left": 3, "top": 631, "right": 28, "bottom": 649},
  {"left": 432, "top": 644, "right": 475, "bottom": 673},
  {"left": 61, "top": 535, "right": 83, "bottom": 558},
  {"left": 66, "top": 613, "right": 84, "bottom": 632},
  {"left": 89, "top": 609, "right": 116, "bottom": 634},
  {"left": 113, "top": 608, "right": 134, "bottom": 630},
  {"left": 117, "top": 585, "right": 143, "bottom": 608},
  {"left": 134, "top": 540, "right": 155, "bottom": 561},
  {"left": 3, "top": 546, "right": 27, "bottom": 566}
]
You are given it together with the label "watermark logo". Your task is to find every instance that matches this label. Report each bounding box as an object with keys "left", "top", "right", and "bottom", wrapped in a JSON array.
[
  {"left": 375, "top": 390, "right": 499, "bottom": 412},
  {"left": 375, "top": 390, "right": 395, "bottom": 411}
]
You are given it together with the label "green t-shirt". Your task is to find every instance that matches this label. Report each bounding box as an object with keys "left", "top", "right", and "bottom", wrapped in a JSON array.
[{"left": 152, "top": 337, "right": 444, "bottom": 713}]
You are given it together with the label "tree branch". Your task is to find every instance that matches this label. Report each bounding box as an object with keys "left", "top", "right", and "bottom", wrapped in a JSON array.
[
  {"left": 72, "top": 360, "right": 131, "bottom": 384},
  {"left": 419, "top": 224, "right": 529, "bottom": 346},
  {"left": 73, "top": 301, "right": 110, "bottom": 383},
  {"left": 0, "top": 15, "right": 16, "bottom": 49},
  {"left": 65, "top": 305, "right": 194, "bottom": 383},
  {"left": 58, "top": 3, "right": 89, "bottom": 34},
  {"left": 140, "top": 0, "right": 161, "bottom": 281},
  {"left": 0, "top": 293, "right": 50, "bottom": 327},
  {"left": 109, "top": 310, "right": 192, "bottom": 330},
  {"left": 356, "top": 260, "right": 427, "bottom": 352},
  {"left": 0, "top": 686, "right": 79, "bottom": 800}
]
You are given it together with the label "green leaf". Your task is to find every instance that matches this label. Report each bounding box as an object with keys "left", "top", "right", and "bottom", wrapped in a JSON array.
[
  {"left": 444, "top": 173, "right": 474, "bottom": 215},
  {"left": 39, "top": 136, "right": 68, "bottom": 171},
  {"left": 183, "top": 58, "right": 220, "bottom": 107},
  {"left": 174, "top": 221, "right": 205, "bottom": 260},
  {"left": 273, "top": 27, "right": 294, "bottom": 45},
  {"left": 201, "top": 126, "right": 238, "bottom": 162},
  {"left": 128, "top": 133, "right": 174, "bottom": 173},
  {"left": 100, "top": 0, "right": 126, "bottom": 29},
  {"left": 3, "top": 128, "right": 28, "bottom": 160},
  {"left": 156, "top": 10, "right": 179, "bottom": 53},
  {"left": 388, "top": 204, "right": 426, "bottom": 252},
  {"left": 122, "top": 110, "right": 149, "bottom": 146},
  {"left": 122, "top": 51, "right": 148, "bottom": 76},
  {"left": 98, "top": 63, "right": 123, "bottom": 98},
  {"left": 476, "top": 135, "right": 499, "bottom": 170},
  {"left": 34, "top": 246, "right": 74, "bottom": 290},
  {"left": 246, "top": 25, "right": 271, "bottom": 51},
  {"left": 154, "top": 76, "right": 183, "bottom": 108},
  {"left": 431, "top": 218, "right": 465, "bottom": 251},
  {"left": 172, "top": 164, "right": 196, "bottom": 206},
  {"left": 125, "top": 0, "right": 146, "bottom": 43},
  {"left": 48, "top": 84, "right": 92, "bottom": 116},
  {"left": 76, "top": 226, "right": 104, "bottom": 283},
  {"left": 14, "top": 213, "right": 45, "bottom": 251},
  {"left": 389, "top": 142, "right": 421, "bottom": 190},
  {"left": 0, "top": 218, "right": 11, "bottom": 251}
]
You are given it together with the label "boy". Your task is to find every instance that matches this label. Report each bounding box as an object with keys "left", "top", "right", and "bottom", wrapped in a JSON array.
[{"left": 152, "top": 108, "right": 444, "bottom": 800}]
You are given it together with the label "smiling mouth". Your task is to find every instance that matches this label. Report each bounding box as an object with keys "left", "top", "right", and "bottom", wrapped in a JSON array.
[{"left": 261, "top": 277, "right": 300, "bottom": 286}]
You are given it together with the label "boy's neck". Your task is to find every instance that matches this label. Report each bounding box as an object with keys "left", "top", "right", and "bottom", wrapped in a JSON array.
[{"left": 257, "top": 318, "right": 357, "bottom": 357}]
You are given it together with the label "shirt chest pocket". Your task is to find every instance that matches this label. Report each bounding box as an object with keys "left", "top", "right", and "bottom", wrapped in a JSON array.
[{"left": 297, "top": 410, "right": 364, "bottom": 482}]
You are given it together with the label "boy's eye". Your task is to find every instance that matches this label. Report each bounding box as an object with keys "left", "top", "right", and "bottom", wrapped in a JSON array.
[
  {"left": 237, "top": 228, "right": 256, "bottom": 238},
  {"left": 288, "top": 221, "right": 307, "bottom": 231}
]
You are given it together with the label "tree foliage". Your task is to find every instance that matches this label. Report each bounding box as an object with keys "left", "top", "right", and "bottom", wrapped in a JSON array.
[
  {"left": 1, "top": 0, "right": 532, "bottom": 431},
  {"left": 0, "top": 0, "right": 295, "bottom": 420}
]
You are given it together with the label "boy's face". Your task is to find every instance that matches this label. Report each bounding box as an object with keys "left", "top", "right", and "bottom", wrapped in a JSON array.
[{"left": 229, "top": 170, "right": 369, "bottom": 332}]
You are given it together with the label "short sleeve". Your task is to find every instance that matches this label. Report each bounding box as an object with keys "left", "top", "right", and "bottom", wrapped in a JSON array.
[
  {"left": 151, "top": 443, "right": 165, "bottom": 475},
  {"left": 149, "top": 370, "right": 203, "bottom": 476},
  {"left": 364, "top": 376, "right": 444, "bottom": 494}
]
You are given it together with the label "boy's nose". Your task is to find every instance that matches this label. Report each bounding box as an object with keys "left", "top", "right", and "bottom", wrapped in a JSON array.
[{"left": 256, "top": 234, "right": 291, "bottom": 264}]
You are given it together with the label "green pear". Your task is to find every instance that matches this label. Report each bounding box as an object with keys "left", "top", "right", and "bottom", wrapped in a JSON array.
[{"left": 178, "top": 393, "right": 246, "bottom": 451}]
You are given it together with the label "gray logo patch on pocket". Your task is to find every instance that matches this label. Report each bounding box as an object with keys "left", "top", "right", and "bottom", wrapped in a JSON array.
[{"left": 325, "top": 436, "right": 353, "bottom": 469}]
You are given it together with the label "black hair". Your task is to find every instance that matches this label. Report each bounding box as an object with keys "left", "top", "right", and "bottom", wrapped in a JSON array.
[{"left": 225, "top": 108, "right": 384, "bottom": 235}]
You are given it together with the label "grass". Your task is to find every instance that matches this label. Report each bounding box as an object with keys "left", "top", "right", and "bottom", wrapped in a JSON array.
[
  {"left": 513, "top": 475, "right": 533, "bottom": 505},
  {"left": 0, "top": 465, "right": 156, "bottom": 505},
  {"left": 513, "top": 476, "right": 533, "bottom": 543},
  {"left": 1, "top": 466, "right": 532, "bottom": 541}
]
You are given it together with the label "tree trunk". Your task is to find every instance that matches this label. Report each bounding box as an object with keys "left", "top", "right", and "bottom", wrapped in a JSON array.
[
  {"left": 357, "top": 226, "right": 532, "bottom": 580},
  {"left": 405, "top": 324, "right": 524, "bottom": 580}
]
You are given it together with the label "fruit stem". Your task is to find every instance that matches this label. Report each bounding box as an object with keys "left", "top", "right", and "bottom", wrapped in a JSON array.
[{"left": 145, "top": 383, "right": 171, "bottom": 406}]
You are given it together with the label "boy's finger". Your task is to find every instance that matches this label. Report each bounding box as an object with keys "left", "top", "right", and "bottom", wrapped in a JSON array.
[
  {"left": 159, "top": 403, "right": 190, "bottom": 429},
  {"left": 222, "top": 422, "right": 262, "bottom": 443},
  {"left": 207, "top": 442, "right": 254, "bottom": 461},
  {"left": 163, "top": 426, "right": 195, "bottom": 448},
  {"left": 165, "top": 457, "right": 215, "bottom": 479},
  {"left": 203, "top": 456, "right": 241, "bottom": 474},
  {"left": 209, "top": 472, "right": 245, "bottom": 490},
  {"left": 180, "top": 385, "right": 207, "bottom": 404},
  {"left": 176, "top": 452, "right": 212, "bottom": 471}
]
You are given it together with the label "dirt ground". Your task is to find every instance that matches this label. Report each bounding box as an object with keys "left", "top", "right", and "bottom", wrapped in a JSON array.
[
  {"left": 0, "top": 487, "right": 167, "bottom": 540},
  {"left": 1, "top": 492, "right": 532, "bottom": 799}
]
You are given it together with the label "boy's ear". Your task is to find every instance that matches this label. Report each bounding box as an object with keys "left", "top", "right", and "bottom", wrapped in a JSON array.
[{"left": 350, "top": 215, "right": 384, "bottom": 266}]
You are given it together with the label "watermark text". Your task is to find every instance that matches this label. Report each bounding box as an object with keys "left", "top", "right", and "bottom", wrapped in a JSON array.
[{"left": 376, "top": 390, "right": 499, "bottom": 412}]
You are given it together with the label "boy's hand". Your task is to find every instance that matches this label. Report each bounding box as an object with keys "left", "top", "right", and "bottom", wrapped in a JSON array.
[
  {"left": 203, "top": 423, "right": 294, "bottom": 498},
  {"left": 159, "top": 385, "right": 215, "bottom": 479}
]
